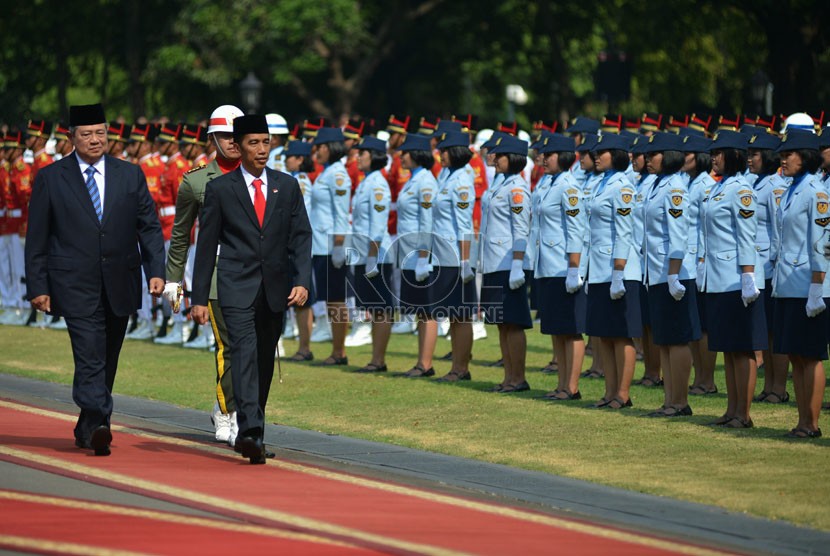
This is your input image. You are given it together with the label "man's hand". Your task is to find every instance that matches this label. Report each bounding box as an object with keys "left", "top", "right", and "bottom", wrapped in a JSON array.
[
  {"left": 149, "top": 277, "right": 165, "bottom": 297},
  {"left": 287, "top": 286, "right": 308, "bottom": 307},
  {"left": 31, "top": 295, "right": 50, "bottom": 313},
  {"left": 191, "top": 305, "right": 210, "bottom": 325},
  {"left": 162, "top": 282, "right": 183, "bottom": 313}
]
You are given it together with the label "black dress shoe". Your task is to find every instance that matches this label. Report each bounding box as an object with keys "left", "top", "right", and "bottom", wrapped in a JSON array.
[
  {"left": 236, "top": 435, "right": 266, "bottom": 464},
  {"left": 265, "top": 450, "right": 276, "bottom": 459},
  {"left": 75, "top": 437, "right": 92, "bottom": 450},
  {"left": 90, "top": 425, "right": 112, "bottom": 456}
]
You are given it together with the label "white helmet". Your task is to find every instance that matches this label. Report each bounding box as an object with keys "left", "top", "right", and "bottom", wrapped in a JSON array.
[
  {"left": 517, "top": 129, "right": 531, "bottom": 143},
  {"left": 265, "top": 113, "right": 289, "bottom": 135},
  {"left": 375, "top": 130, "right": 391, "bottom": 143},
  {"left": 782, "top": 112, "right": 815, "bottom": 134},
  {"left": 207, "top": 104, "right": 244, "bottom": 134},
  {"left": 474, "top": 128, "right": 493, "bottom": 150}
]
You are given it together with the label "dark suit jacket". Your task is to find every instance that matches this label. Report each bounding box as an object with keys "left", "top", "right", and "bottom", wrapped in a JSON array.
[
  {"left": 191, "top": 167, "right": 312, "bottom": 312},
  {"left": 25, "top": 153, "right": 165, "bottom": 317}
]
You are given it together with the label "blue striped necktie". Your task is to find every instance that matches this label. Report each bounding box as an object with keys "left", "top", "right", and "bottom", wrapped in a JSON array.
[{"left": 85, "top": 166, "right": 102, "bottom": 221}]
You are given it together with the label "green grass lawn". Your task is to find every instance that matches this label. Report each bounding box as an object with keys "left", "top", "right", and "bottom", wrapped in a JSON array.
[{"left": 2, "top": 323, "right": 829, "bottom": 530}]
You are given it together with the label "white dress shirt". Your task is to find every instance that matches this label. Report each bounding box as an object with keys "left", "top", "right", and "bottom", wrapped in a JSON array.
[{"left": 76, "top": 152, "right": 106, "bottom": 210}]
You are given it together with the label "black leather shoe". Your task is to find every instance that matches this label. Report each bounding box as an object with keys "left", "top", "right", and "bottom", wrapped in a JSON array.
[
  {"left": 236, "top": 435, "right": 266, "bottom": 464},
  {"left": 90, "top": 425, "right": 112, "bottom": 456},
  {"left": 75, "top": 437, "right": 92, "bottom": 450},
  {"left": 265, "top": 450, "right": 276, "bottom": 459}
]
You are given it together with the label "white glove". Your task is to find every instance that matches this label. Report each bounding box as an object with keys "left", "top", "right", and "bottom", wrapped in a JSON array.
[
  {"left": 414, "top": 256, "right": 431, "bottom": 282},
  {"left": 696, "top": 261, "right": 705, "bottom": 291},
  {"left": 740, "top": 272, "right": 760, "bottom": 307},
  {"left": 667, "top": 274, "right": 686, "bottom": 301},
  {"left": 609, "top": 270, "right": 626, "bottom": 300},
  {"left": 508, "top": 259, "right": 525, "bottom": 290},
  {"left": 331, "top": 245, "right": 346, "bottom": 269},
  {"left": 365, "top": 255, "right": 379, "bottom": 278},
  {"left": 162, "top": 282, "right": 183, "bottom": 313},
  {"left": 565, "top": 267, "right": 583, "bottom": 294},
  {"left": 806, "top": 283, "right": 826, "bottom": 317},
  {"left": 461, "top": 260, "right": 475, "bottom": 283}
]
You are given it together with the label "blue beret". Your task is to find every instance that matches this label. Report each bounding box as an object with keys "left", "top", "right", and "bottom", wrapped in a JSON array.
[
  {"left": 775, "top": 129, "right": 820, "bottom": 152},
  {"left": 677, "top": 126, "right": 705, "bottom": 138},
  {"left": 530, "top": 130, "right": 554, "bottom": 150},
  {"left": 747, "top": 133, "right": 780, "bottom": 151},
  {"left": 680, "top": 134, "right": 712, "bottom": 153},
  {"left": 537, "top": 133, "right": 575, "bottom": 154},
  {"left": 489, "top": 134, "right": 528, "bottom": 156},
  {"left": 575, "top": 133, "right": 598, "bottom": 153},
  {"left": 641, "top": 132, "right": 685, "bottom": 153},
  {"left": 482, "top": 131, "right": 507, "bottom": 151},
  {"left": 708, "top": 130, "right": 749, "bottom": 152},
  {"left": 591, "top": 133, "right": 631, "bottom": 152},
  {"left": 433, "top": 120, "right": 463, "bottom": 138},
  {"left": 357, "top": 136, "right": 387, "bottom": 153},
  {"left": 567, "top": 117, "right": 600, "bottom": 134},
  {"left": 397, "top": 133, "right": 432, "bottom": 152},
  {"left": 629, "top": 136, "right": 647, "bottom": 154},
  {"left": 312, "top": 127, "right": 345, "bottom": 145},
  {"left": 436, "top": 130, "right": 470, "bottom": 149},
  {"left": 284, "top": 140, "right": 311, "bottom": 157}
]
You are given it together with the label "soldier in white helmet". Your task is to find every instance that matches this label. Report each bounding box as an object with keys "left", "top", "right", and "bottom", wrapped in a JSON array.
[
  {"left": 162, "top": 104, "right": 247, "bottom": 446},
  {"left": 265, "top": 113, "right": 289, "bottom": 172}
]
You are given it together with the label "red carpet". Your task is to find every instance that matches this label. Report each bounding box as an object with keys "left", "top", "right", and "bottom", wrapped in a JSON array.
[{"left": 0, "top": 400, "right": 735, "bottom": 555}]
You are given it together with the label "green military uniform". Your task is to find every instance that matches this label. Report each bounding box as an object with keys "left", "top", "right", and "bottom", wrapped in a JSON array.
[{"left": 166, "top": 160, "right": 234, "bottom": 413}]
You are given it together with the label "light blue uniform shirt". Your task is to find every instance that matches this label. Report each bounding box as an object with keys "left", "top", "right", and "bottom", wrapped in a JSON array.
[
  {"left": 683, "top": 172, "right": 716, "bottom": 278},
  {"left": 291, "top": 171, "right": 313, "bottom": 217},
  {"left": 266, "top": 146, "right": 286, "bottom": 172},
  {"left": 753, "top": 173, "right": 789, "bottom": 280},
  {"left": 479, "top": 173, "right": 530, "bottom": 274},
  {"left": 394, "top": 166, "right": 436, "bottom": 270},
  {"left": 633, "top": 173, "right": 656, "bottom": 274},
  {"left": 699, "top": 175, "right": 759, "bottom": 293},
  {"left": 772, "top": 173, "right": 830, "bottom": 298},
  {"left": 310, "top": 160, "right": 350, "bottom": 256},
  {"left": 533, "top": 171, "right": 587, "bottom": 279},
  {"left": 586, "top": 171, "right": 638, "bottom": 283},
  {"left": 578, "top": 171, "right": 604, "bottom": 278},
  {"left": 431, "top": 165, "right": 475, "bottom": 268},
  {"left": 348, "top": 170, "right": 391, "bottom": 265},
  {"left": 523, "top": 173, "right": 552, "bottom": 271},
  {"left": 642, "top": 173, "right": 691, "bottom": 285}
]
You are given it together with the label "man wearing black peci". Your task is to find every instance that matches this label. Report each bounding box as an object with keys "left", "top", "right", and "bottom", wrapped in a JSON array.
[
  {"left": 25, "top": 103, "right": 166, "bottom": 456},
  {"left": 191, "top": 114, "right": 311, "bottom": 464}
]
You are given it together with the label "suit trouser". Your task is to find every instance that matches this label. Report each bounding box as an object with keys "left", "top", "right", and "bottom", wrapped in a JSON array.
[
  {"left": 221, "top": 285, "right": 283, "bottom": 437},
  {"left": 64, "top": 288, "right": 129, "bottom": 441},
  {"left": 208, "top": 299, "right": 235, "bottom": 413}
]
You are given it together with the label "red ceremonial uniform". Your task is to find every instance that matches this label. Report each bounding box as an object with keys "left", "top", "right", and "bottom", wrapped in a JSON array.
[
  {"left": 530, "top": 163, "right": 545, "bottom": 191},
  {"left": 468, "top": 152, "right": 488, "bottom": 233},
  {"left": 8, "top": 156, "right": 31, "bottom": 236},
  {"left": 431, "top": 150, "right": 442, "bottom": 177},
  {"left": 308, "top": 160, "right": 324, "bottom": 184},
  {"left": 384, "top": 151, "right": 410, "bottom": 235},
  {"left": 346, "top": 152, "right": 364, "bottom": 193},
  {"left": 31, "top": 149, "right": 54, "bottom": 182},
  {"left": 138, "top": 152, "right": 165, "bottom": 232},
  {"left": 159, "top": 152, "right": 189, "bottom": 240},
  {"left": 0, "top": 160, "right": 9, "bottom": 236}
]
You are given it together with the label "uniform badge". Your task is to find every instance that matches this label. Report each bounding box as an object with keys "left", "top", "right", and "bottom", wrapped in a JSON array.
[
  {"left": 819, "top": 201, "right": 829, "bottom": 214},
  {"left": 671, "top": 195, "right": 682, "bottom": 207},
  {"left": 423, "top": 193, "right": 432, "bottom": 203},
  {"left": 668, "top": 208, "right": 683, "bottom": 218},
  {"left": 420, "top": 201, "right": 433, "bottom": 209},
  {"left": 566, "top": 209, "right": 580, "bottom": 217},
  {"left": 740, "top": 195, "right": 752, "bottom": 207},
  {"left": 616, "top": 207, "right": 631, "bottom": 216},
  {"left": 460, "top": 191, "right": 469, "bottom": 201},
  {"left": 335, "top": 189, "right": 347, "bottom": 196},
  {"left": 456, "top": 202, "right": 470, "bottom": 209},
  {"left": 374, "top": 204, "right": 386, "bottom": 212},
  {"left": 818, "top": 192, "right": 830, "bottom": 201},
  {"left": 335, "top": 177, "right": 345, "bottom": 186},
  {"left": 511, "top": 206, "right": 524, "bottom": 214},
  {"left": 566, "top": 188, "right": 578, "bottom": 195},
  {"left": 568, "top": 196, "right": 578, "bottom": 206},
  {"left": 512, "top": 190, "right": 524, "bottom": 204},
  {"left": 621, "top": 193, "right": 632, "bottom": 204},
  {"left": 739, "top": 209, "right": 755, "bottom": 219},
  {"left": 375, "top": 192, "right": 384, "bottom": 201},
  {"left": 816, "top": 217, "right": 830, "bottom": 227}
]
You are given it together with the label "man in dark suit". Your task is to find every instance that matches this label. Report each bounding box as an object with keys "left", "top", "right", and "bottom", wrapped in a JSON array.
[
  {"left": 25, "top": 103, "right": 166, "bottom": 456},
  {"left": 191, "top": 114, "right": 311, "bottom": 464}
]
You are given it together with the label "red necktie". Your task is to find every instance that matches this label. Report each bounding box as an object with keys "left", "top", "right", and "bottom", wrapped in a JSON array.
[{"left": 252, "top": 178, "right": 265, "bottom": 226}]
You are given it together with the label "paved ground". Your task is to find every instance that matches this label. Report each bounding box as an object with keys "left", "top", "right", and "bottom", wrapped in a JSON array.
[{"left": 1, "top": 373, "right": 827, "bottom": 555}]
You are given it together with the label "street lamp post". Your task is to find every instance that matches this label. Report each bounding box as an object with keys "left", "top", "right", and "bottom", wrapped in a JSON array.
[
  {"left": 239, "top": 72, "right": 262, "bottom": 114},
  {"left": 505, "top": 84, "right": 528, "bottom": 122}
]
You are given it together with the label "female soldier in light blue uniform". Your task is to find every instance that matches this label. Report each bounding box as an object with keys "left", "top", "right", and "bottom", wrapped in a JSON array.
[
  {"left": 349, "top": 136, "right": 394, "bottom": 374},
  {"left": 771, "top": 131, "right": 828, "bottom": 438},
  {"left": 679, "top": 135, "right": 718, "bottom": 396},
  {"left": 641, "top": 133, "right": 701, "bottom": 417},
  {"left": 479, "top": 135, "right": 532, "bottom": 392},
  {"left": 394, "top": 134, "right": 438, "bottom": 377},
  {"left": 430, "top": 131, "right": 477, "bottom": 382},
  {"left": 747, "top": 132, "right": 791, "bottom": 404},
  {"left": 534, "top": 134, "right": 588, "bottom": 400},
  {"left": 310, "top": 127, "right": 352, "bottom": 366},
  {"left": 699, "top": 131, "right": 765, "bottom": 428},
  {"left": 584, "top": 133, "right": 641, "bottom": 408},
  {"left": 284, "top": 140, "right": 316, "bottom": 361}
]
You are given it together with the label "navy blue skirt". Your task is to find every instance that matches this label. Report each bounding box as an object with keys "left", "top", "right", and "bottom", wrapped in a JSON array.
[
  {"left": 696, "top": 285, "right": 707, "bottom": 333},
  {"left": 705, "top": 290, "right": 768, "bottom": 353},
  {"left": 399, "top": 269, "right": 432, "bottom": 316},
  {"left": 352, "top": 263, "right": 395, "bottom": 311},
  {"left": 480, "top": 271, "right": 533, "bottom": 329},
  {"left": 289, "top": 258, "right": 317, "bottom": 306},
  {"left": 528, "top": 270, "right": 538, "bottom": 311},
  {"left": 428, "top": 266, "right": 477, "bottom": 321},
  {"left": 639, "top": 282, "right": 651, "bottom": 328},
  {"left": 312, "top": 255, "right": 348, "bottom": 303},
  {"left": 536, "top": 277, "right": 586, "bottom": 335},
  {"left": 773, "top": 297, "right": 829, "bottom": 360},
  {"left": 763, "top": 279, "right": 775, "bottom": 336},
  {"left": 585, "top": 280, "right": 643, "bottom": 338},
  {"left": 648, "top": 281, "right": 702, "bottom": 345}
]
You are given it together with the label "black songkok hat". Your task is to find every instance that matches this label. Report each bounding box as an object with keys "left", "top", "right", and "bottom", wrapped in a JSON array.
[
  {"left": 233, "top": 114, "right": 269, "bottom": 141},
  {"left": 69, "top": 103, "right": 106, "bottom": 127}
]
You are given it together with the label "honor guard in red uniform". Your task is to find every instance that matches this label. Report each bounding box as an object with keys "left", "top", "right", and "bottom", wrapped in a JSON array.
[
  {"left": 384, "top": 114, "right": 411, "bottom": 235},
  {"left": 52, "top": 122, "right": 73, "bottom": 159},
  {"left": 416, "top": 116, "right": 442, "bottom": 177},
  {"left": 639, "top": 112, "right": 663, "bottom": 136},
  {"left": 688, "top": 113, "right": 713, "bottom": 137},
  {"left": 0, "top": 131, "right": 29, "bottom": 323},
  {"left": 454, "top": 114, "right": 488, "bottom": 233},
  {"left": 755, "top": 114, "right": 777, "bottom": 134},
  {"left": 530, "top": 120, "right": 559, "bottom": 190},
  {"left": 8, "top": 130, "right": 32, "bottom": 236},
  {"left": 303, "top": 118, "right": 329, "bottom": 183},
  {"left": 106, "top": 122, "right": 131, "bottom": 160},
  {"left": 343, "top": 118, "right": 366, "bottom": 192},
  {"left": 158, "top": 123, "right": 188, "bottom": 242},
  {"left": 25, "top": 120, "right": 54, "bottom": 181},
  {"left": 180, "top": 123, "right": 209, "bottom": 168}
]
